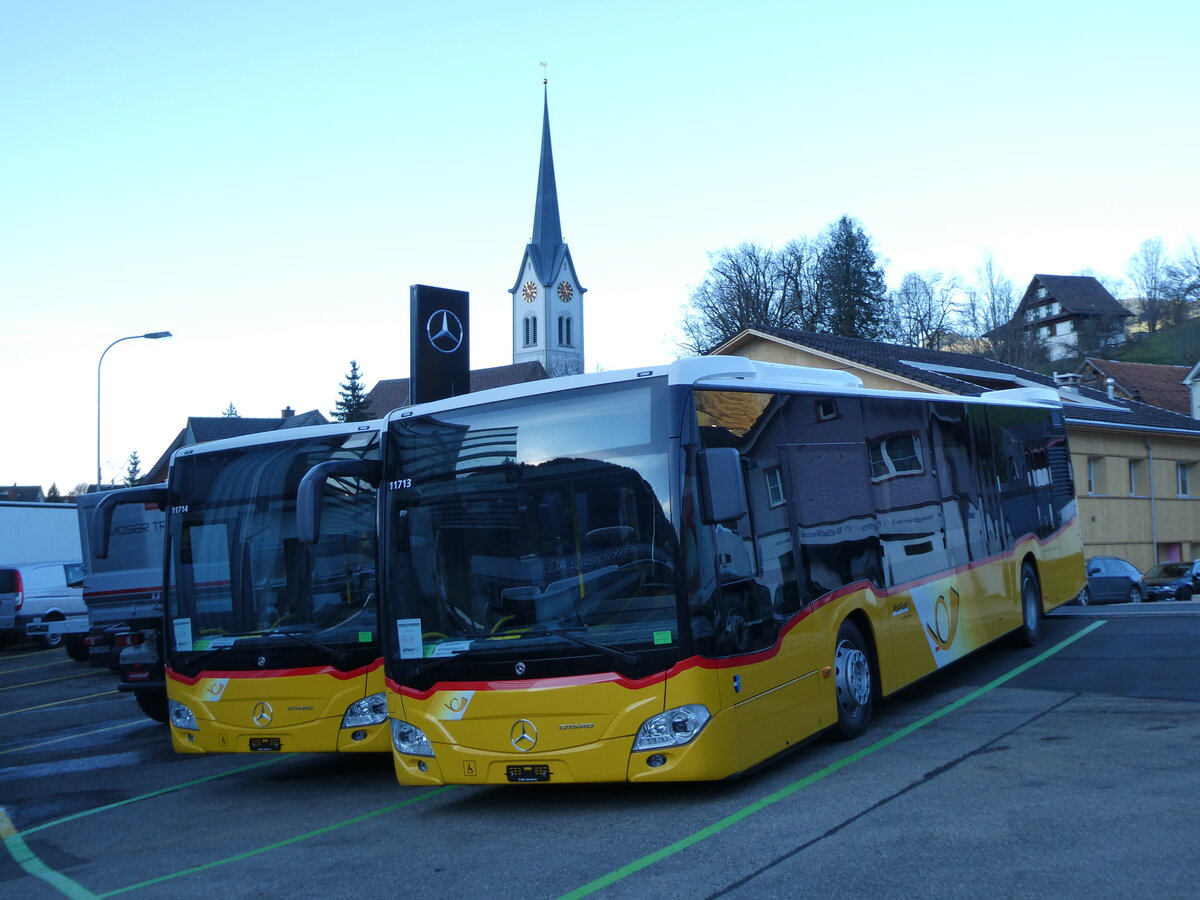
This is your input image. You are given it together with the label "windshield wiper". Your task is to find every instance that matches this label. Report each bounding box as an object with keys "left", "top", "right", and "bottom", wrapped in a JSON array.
[
  {"left": 523, "top": 628, "right": 640, "bottom": 667},
  {"left": 266, "top": 630, "right": 352, "bottom": 666},
  {"left": 399, "top": 643, "right": 487, "bottom": 677}
]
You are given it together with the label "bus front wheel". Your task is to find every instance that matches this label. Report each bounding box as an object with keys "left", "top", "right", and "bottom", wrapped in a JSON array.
[{"left": 832, "top": 619, "right": 874, "bottom": 741}]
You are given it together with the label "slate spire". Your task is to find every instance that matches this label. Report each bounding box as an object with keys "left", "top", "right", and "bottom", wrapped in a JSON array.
[{"left": 529, "top": 81, "right": 563, "bottom": 281}]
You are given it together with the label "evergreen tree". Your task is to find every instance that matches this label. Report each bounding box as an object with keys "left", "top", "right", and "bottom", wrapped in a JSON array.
[
  {"left": 124, "top": 451, "right": 142, "bottom": 487},
  {"left": 222, "top": 402, "right": 240, "bottom": 418},
  {"left": 332, "top": 360, "right": 371, "bottom": 422},
  {"left": 46, "top": 482, "right": 62, "bottom": 502},
  {"left": 814, "top": 216, "right": 888, "bottom": 340}
]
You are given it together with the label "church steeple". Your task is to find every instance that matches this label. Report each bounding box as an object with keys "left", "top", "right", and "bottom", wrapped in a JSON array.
[
  {"left": 530, "top": 85, "right": 563, "bottom": 274},
  {"left": 510, "top": 79, "right": 585, "bottom": 376}
]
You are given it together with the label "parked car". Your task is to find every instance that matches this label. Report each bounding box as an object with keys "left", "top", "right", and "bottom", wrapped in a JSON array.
[
  {"left": 1143, "top": 562, "right": 1196, "bottom": 602},
  {"left": 0, "top": 560, "right": 87, "bottom": 657},
  {"left": 1077, "top": 556, "right": 1146, "bottom": 605}
]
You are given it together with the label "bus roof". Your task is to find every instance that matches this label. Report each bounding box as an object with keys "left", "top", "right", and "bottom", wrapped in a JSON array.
[
  {"left": 168, "top": 419, "right": 383, "bottom": 468},
  {"left": 382, "top": 356, "right": 1062, "bottom": 425}
]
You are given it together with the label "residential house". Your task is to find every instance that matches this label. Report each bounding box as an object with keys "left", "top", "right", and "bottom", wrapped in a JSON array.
[
  {"left": 711, "top": 326, "right": 1200, "bottom": 570},
  {"left": 143, "top": 407, "right": 328, "bottom": 484},
  {"left": 2, "top": 486, "right": 46, "bottom": 502},
  {"left": 363, "top": 362, "right": 548, "bottom": 414},
  {"left": 1076, "top": 358, "right": 1193, "bottom": 415},
  {"left": 991, "top": 274, "right": 1133, "bottom": 361}
]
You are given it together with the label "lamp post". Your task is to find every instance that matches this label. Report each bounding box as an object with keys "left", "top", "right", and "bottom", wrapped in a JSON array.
[{"left": 96, "top": 331, "right": 172, "bottom": 491}]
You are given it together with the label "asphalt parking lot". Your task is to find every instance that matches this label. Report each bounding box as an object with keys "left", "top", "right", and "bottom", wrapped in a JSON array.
[{"left": 3, "top": 605, "right": 1199, "bottom": 899}]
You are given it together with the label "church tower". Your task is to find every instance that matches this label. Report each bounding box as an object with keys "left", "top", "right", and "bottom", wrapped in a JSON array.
[{"left": 509, "top": 82, "right": 585, "bottom": 376}]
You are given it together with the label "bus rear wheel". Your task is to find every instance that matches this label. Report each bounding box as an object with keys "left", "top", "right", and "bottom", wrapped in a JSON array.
[
  {"left": 832, "top": 619, "right": 874, "bottom": 740},
  {"left": 1015, "top": 563, "right": 1042, "bottom": 647}
]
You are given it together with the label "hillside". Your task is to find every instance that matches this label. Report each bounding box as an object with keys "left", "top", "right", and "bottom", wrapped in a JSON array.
[{"left": 1116, "top": 318, "right": 1200, "bottom": 366}]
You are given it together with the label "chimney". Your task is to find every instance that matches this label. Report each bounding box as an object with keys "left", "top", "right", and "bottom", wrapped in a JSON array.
[
  {"left": 1106, "top": 377, "right": 1115, "bottom": 400},
  {"left": 1052, "top": 372, "right": 1082, "bottom": 393},
  {"left": 281, "top": 406, "right": 294, "bottom": 419}
]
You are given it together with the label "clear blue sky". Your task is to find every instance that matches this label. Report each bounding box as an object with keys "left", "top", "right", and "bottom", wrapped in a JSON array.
[{"left": 3, "top": 1, "right": 1196, "bottom": 492}]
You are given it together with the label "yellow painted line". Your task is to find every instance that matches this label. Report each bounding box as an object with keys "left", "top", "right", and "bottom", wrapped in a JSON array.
[
  {"left": 0, "top": 689, "right": 118, "bottom": 718},
  {"left": 0, "top": 647, "right": 60, "bottom": 661},
  {"left": 1, "top": 657, "right": 81, "bottom": 674},
  {"left": 0, "top": 668, "right": 106, "bottom": 691},
  {"left": 1, "top": 806, "right": 100, "bottom": 899},
  {"left": 0, "top": 719, "right": 151, "bottom": 756}
]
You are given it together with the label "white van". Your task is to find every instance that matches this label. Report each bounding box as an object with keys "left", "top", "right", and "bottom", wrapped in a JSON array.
[{"left": 0, "top": 560, "right": 87, "bottom": 657}]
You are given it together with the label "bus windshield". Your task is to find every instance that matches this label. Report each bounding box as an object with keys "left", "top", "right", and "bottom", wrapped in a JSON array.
[
  {"left": 382, "top": 379, "right": 679, "bottom": 676},
  {"left": 166, "top": 430, "right": 378, "bottom": 670}
]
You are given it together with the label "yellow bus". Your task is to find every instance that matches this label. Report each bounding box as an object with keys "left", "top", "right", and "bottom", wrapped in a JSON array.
[
  {"left": 162, "top": 420, "right": 389, "bottom": 755},
  {"left": 361, "top": 357, "right": 1083, "bottom": 783}
]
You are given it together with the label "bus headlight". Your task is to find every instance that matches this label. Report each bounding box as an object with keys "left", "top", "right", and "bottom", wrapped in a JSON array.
[
  {"left": 168, "top": 699, "right": 198, "bottom": 731},
  {"left": 390, "top": 718, "right": 434, "bottom": 757},
  {"left": 342, "top": 692, "right": 388, "bottom": 728},
  {"left": 632, "top": 704, "right": 711, "bottom": 751}
]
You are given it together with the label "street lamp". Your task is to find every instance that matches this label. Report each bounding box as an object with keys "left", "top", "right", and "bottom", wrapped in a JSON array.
[{"left": 96, "top": 331, "right": 173, "bottom": 491}]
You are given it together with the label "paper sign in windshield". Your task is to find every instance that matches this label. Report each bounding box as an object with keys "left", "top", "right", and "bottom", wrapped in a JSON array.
[
  {"left": 396, "top": 619, "right": 423, "bottom": 659},
  {"left": 173, "top": 618, "right": 193, "bottom": 652}
]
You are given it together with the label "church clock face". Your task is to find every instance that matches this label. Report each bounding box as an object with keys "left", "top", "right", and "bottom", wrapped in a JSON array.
[
  {"left": 557, "top": 281, "right": 573, "bottom": 302},
  {"left": 522, "top": 281, "right": 538, "bottom": 302}
]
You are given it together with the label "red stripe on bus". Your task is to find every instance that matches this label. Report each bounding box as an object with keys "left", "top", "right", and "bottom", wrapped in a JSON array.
[
  {"left": 167, "top": 657, "right": 382, "bottom": 685},
  {"left": 386, "top": 517, "right": 1081, "bottom": 699}
]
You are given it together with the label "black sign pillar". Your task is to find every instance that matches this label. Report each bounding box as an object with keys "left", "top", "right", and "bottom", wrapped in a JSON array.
[{"left": 410, "top": 285, "right": 470, "bottom": 405}]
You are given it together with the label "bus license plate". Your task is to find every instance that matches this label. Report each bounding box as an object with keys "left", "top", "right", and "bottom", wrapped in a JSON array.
[
  {"left": 506, "top": 764, "right": 550, "bottom": 783},
  {"left": 249, "top": 738, "right": 281, "bottom": 752}
]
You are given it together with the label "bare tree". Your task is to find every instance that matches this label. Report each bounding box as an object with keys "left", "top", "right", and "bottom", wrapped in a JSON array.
[
  {"left": 681, "top": 243, "right": 805, "bottom": 354},
  {"left": 887, "top": 271, "right": 960, "bottom": 349},
  {"left": 957, "top": 254, "right": 1044, "bottom": 367},
  {"left": 1127, "top": 237, "right": 1168, "bottom": 332},
  {"left": 1161, "top": 242, "right": 1200, "bottom": 328}
]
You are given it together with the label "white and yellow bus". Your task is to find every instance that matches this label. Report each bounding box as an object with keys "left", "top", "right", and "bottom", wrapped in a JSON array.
[
  {"left": 353, "top": 357, "right": 1082, "bottom": 784},
  {"left": 162, "top": 420, "right": 389, "bottom": 755}
]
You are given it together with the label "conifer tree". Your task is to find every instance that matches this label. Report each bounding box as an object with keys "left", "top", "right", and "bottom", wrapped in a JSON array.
[
  {"left": 331, "top": 360, "right": 371, "bottom": 422},
  {"left": 124, "top": 451, "right": 142, "bottom": 487}
]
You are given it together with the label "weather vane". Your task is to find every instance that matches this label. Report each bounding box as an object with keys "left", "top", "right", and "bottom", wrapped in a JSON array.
[{"left": 540, "top": 61, "right": 547, "bottom": 85}]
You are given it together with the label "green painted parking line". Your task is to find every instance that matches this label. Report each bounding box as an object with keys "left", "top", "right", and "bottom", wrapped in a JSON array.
[
  {"left": 98, "top": 786, "right": 456, "bottom": 896},
  {"left": 2, "top": 806, "right": 100, "bottom": 900},
  {"left": 559, "top": 620, "right": 1108, "bottom": 900}
]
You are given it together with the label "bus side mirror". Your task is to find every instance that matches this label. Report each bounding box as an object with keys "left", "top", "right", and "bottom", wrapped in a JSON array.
[
  {"left": 298, "top": 459, "right": 380, "bottom": 545},
  {"left": 698, "top": 448, "right": 747, "bottom": 525},
  {"left": 91, "top": 486, "right": 167, "bottom": 560}
]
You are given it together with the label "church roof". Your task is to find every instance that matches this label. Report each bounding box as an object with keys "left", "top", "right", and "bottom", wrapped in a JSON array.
[
  {"left": 530, "top": 86, "right": 562, "bottom": 280},
  {"left": 509, "top": 85, "right": 584, "bottom": 294}
]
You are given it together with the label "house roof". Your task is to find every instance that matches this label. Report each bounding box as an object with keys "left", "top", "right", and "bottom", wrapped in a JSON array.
[
  {"left": 1078, "top": 358, "right": 1192, "bottom": 415},
  {"left": 1021, "top": 274, "right": 1132, "bottom": 319},
  {"left": 2, "top": 485, "right": 46, "bottom": 502},
  {"left": 363, "top": 362, "right": 550, "bottom": 416},
  {"left": 144, "top": 409, "right": 329, "bottom": 484},
  {"left": 715, "top": 327, "right": 1200, "bottom": 437}
]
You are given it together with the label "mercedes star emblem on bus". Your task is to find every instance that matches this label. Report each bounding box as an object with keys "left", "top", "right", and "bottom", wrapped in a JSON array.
[
  {"left": 252, "top": 701, "right": 274, "bottom": 727},
  {"left": 426, "top": 309, "right": 464, "bottom": 354},
  {"left": 510, "top": 719, "right": 538, "bottom": 751}
]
